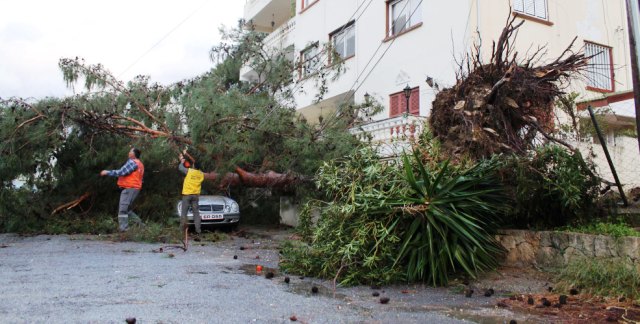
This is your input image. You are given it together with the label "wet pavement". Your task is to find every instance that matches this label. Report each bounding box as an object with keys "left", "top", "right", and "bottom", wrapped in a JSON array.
[{"left": 0, "top": 226, "right": 552, "bottom": 323}]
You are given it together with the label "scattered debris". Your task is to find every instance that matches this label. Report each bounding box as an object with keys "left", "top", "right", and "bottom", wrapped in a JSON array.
[
  {"left": 559, "top": 295, "right": 568, "bottom": 305},
  {"left": 372, "top": 292, "right": 380, "bottom": 297},
  {"left": 569, "top": 288, "right": 579, "bottom": 295},
  {"left": 464, "top": 288, "right": 474, "bottom": 298},
  {"left": 541, "top": 297, "right": 551, "bottom": 307},
  {"left": 311, "top": 286, "right": 318, "bottom": 294},
  {"left": 265, "top": 272, "right": 274, "bottom": 279},
  {"left": 125, "top": 318, "right": 136, "bottom": 324},
  {"left": 379, "top": 297, "right": 390, "bottom": 304},
  {"left": 498, "top": 293, "right": 640, "bottom": 322},
  {"left": 284, "top": 276, "right": 290, "bottom": 284},
  {"left": 233, "top": 255, "right": 238, "bottom": 259},
  {"left": 289, "top": 315, "right": 297, "bottom": 321}
]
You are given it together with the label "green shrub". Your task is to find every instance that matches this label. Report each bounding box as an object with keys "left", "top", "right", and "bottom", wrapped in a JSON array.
[
  {"left": 557, "top": 258, "right": 640, "bottom": 301},
  {"left": 280, "top": 148, "right": 406, "bottom": 285},
  {"left": 385, "top": 152, "right": 508, "bottom": 285},
  {"left": 281, "top": 147, "right": 508, "bottom": 286},
  {"left": 502, "top": 145, "right": 600, "bottom": 229},
  {"left": 558, "top": 221, "right": 640, "bottom": 238}
]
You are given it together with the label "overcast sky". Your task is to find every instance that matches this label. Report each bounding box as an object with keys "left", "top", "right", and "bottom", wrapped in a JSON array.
[{"left": 0, "top": 0, "right": 245, "bottom": 99}]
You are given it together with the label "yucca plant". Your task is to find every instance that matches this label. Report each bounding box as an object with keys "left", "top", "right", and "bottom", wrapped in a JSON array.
[{"left": 389, "top": 150, "right": 508, "bottom": 286}]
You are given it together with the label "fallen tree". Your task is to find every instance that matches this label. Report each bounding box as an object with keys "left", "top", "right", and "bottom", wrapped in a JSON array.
[
  {"left": 430, "top": 15, "right": 590, "bottom": 161},
  {"left": 0, "top": 26, "right": 367, "bottom": 223}
]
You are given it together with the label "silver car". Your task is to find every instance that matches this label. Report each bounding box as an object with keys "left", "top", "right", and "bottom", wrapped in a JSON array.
[{"left": 176, "top": 195, "right": 240, "bottom": 228}]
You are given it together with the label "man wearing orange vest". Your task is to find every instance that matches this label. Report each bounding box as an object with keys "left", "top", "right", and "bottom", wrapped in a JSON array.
[
  {"left": 178, "top": 153, "right": 205, "bottom": 237},
  {"left": 100, "top": 147, "right": 145, "bottom": 232}
]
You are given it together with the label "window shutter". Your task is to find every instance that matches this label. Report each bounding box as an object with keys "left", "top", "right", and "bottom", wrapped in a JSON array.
[
  {"left": 390, "top": 94, "right": 400, "bottom": 117},
  {"left": 523, "top": 0, "right": 535, "bottom": 16},
  {"left": 410, "top": 88, "right": 420, "bottom": 115},
  {"left": 513, "top": 0, "right": 524, "bottom": 12},
  {"left": 533, "top": 0, "right": 547, "bottom": 19}
]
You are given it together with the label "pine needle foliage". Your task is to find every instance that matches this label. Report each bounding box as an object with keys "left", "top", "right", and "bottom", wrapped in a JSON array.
[
  {"left": 281, "top": 147, "right": 508, "bottom": 286},
  {"left": 0, "top": 26, "right": 364, "bottom": 233}
]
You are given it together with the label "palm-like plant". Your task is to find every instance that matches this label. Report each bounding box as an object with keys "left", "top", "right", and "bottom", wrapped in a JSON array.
[{"left": 391, "top": 151, "right": 507, "bottom": 286}]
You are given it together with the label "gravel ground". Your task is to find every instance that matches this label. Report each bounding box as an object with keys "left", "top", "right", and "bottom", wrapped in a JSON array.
[{"left": 0, "top": 228, "right": 548, "bottom": 324}]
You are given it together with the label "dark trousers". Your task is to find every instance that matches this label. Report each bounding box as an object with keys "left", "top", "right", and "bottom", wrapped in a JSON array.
[{"left": 180, "top": 195, "right": 201, "bottom": 234}]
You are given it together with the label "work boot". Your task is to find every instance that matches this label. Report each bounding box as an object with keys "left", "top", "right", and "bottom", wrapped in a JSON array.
[{"left": 118, "top": 214, "right": 129, "bottom": 232}]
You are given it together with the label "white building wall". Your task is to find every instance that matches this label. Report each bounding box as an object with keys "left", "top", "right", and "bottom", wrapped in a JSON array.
[
  {"left": 245, "top": 0, "right": 632, "bottom": 117},
  {"left": 473, "top": 0, "right": 632, "bottom": 101},
  {"left": 290, "top": 0, "right": 473, "bottom": 120}
]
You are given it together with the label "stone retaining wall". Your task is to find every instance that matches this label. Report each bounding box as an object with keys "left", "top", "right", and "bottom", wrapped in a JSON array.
[{"left": 496, "top": 230, "right": 640, "bottom": 268}]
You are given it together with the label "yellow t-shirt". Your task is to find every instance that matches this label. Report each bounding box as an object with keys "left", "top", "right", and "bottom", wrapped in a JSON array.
[{"left": 182, "top": 168, "right": 204, "bottom": 195}]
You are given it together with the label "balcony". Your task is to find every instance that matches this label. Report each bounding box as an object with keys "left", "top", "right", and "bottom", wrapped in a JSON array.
[
  {"left": 263, "top": 17, "right": 296, "bottom": 49},
  {"left": 244, "top": 0, "right": 295, "bottom": 32},
  {"left": 240, "top": 16, "right": 295, "bottom": 83},
  {"left": 350, "top": 115, "right": 428, "bottom": 157}
]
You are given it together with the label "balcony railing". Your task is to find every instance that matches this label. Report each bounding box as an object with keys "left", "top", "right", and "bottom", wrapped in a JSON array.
[
  {"left": 263, "top": 17, "right": 296, "bottom": 49},
  {"left": 350, "top": 115, "right": 428, "bottom": 157}
]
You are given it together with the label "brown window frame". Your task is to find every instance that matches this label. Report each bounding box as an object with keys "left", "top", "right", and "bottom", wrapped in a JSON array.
[
  {"left": 329, "top": 21, "right": 356, "bottom": 64},
  {"left": 301, "top": 0, "right": 319, "bottom": 13},
  {"left": 385, "top": 0, "right": 423, "bottom": 41},
  {"left": 584, "top": 41, "right": 615, "bottom": 93},
  {"left": 511, "top": 0, "right": 552, "bottom": 25},
  {"left": 298, "top": 42, "right": 321, "bottom": 79}
]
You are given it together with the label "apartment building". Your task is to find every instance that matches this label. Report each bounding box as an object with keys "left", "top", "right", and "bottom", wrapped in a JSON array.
[
  {"left": 244, "top": 0, "right": 631, "bottom": 117},
  {"left": 243, "top": 0, "right": 638, "bottom": 187}
]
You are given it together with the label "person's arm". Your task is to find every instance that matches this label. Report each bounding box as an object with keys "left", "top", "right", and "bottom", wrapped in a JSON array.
[
  {"left": 104, "top": 159, "right": 138, "bottom": 177},
  {"left": 178, "top": 155, "right": 188, "bottom": 174}
]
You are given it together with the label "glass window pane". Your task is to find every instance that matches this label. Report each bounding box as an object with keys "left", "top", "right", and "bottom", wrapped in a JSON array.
[
  {"left": 409, "top": 0, "right": 422, "bottom": 26},
  {"left": 346, "top": 27, "right": 355, "bottom": 57},
  {"left": 392, "top": 1, "right": 407, "bottom": 35}
]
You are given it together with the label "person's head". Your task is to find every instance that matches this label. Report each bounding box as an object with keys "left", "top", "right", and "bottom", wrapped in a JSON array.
[
  {"left": 129, "top": 147, "right": 141, "bottom": 159},
  {"left": 193, "top": 161, "right": 201, "bottom": 170}
]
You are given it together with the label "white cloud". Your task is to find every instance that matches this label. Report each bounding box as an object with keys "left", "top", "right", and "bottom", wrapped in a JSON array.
[{"left": 0, "top": 0, "right": 245, "bottom": 99}]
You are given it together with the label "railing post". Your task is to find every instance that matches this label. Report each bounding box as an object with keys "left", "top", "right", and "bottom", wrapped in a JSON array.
[{"left": 588, "top": 106, "right": 628, "bottom": 206}]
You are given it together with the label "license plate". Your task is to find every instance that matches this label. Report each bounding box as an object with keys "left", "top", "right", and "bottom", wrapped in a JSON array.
[{"left": 201, "top": 214, "right": 223, "bottom": 220}]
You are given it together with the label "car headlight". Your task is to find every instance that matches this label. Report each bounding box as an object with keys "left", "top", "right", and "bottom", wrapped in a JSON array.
[{"left": 230, "top": 201, "right": 239, "bottom": 213}]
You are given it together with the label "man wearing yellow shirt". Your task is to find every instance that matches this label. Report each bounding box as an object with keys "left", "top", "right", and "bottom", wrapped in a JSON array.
[{"left": 178, "top": 153, "right": 205, "bottom": 237}]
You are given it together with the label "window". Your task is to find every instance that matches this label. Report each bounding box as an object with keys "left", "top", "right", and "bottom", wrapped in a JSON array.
[
  {"left": 330, "top": 22, "right": 355, "bottom": 61},
  {"left": 300, "top": 44, "right": 320, "bottom": 78},
  {"left": 302, "top": 0, "right": 318, "bottom": 11},
  {"left": 585, "top": 41, "right": 614, "bottom": 92},
  {"left": 387, "top": 0, "right": 423, "bottom": 37},
  {"left": 389, "top": 87, "right": 420, "bottom": 117},
  {"left": 513, "top": 0, "right": 548, "bottom": 20}
]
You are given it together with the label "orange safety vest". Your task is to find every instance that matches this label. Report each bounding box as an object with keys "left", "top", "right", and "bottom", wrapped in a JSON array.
[{"left": 117, "top": 159, "right": 144, "bottom": 190}]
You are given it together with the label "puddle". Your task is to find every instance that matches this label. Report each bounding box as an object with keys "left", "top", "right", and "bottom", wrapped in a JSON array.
[{"left": 238, "top": 264, "right": 279, "bottom": 276}]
